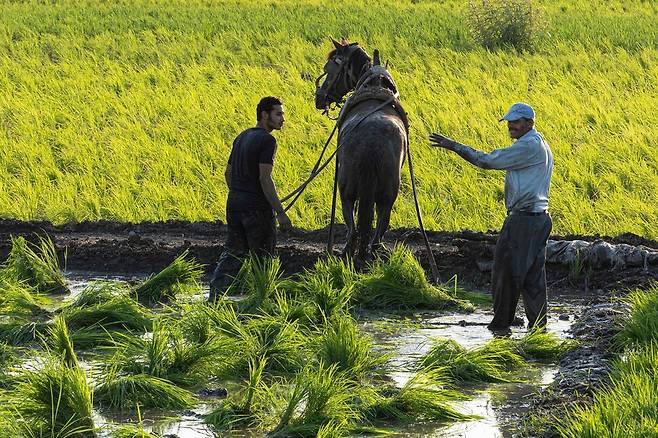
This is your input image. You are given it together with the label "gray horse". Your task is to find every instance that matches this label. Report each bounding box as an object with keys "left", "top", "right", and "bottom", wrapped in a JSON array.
[{"left": 315, "top": 39, "right": 407, "bottom": 262}]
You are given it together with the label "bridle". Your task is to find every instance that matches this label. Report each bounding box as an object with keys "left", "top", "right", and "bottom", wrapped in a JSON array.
[{"left": 315, "top": 44, "right": 371, "bottom": 113}]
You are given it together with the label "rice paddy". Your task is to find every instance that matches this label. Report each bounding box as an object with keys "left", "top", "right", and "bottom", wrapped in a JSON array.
[
  {"left": 0, "top": 0, "right": 655, "bottom": 238},
  {"left": 0, "top": 235, "right": 584, "bottom": 436}
]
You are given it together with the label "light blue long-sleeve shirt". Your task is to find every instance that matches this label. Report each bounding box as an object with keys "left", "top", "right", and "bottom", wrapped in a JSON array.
[{"left": 451, "top": 128, "right": 553, "bottom": 213}]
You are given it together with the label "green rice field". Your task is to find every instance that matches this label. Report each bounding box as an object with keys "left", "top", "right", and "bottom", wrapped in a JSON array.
[{"left": 0, "top": 0, "right": 656, "bottom": 237}]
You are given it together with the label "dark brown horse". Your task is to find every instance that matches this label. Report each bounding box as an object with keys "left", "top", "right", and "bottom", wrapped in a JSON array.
[{"left": 315, "top": 39, "right": 407, "bottom": 262}]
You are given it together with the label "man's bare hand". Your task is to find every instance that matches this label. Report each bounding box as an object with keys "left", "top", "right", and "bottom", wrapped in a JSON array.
[
  {"left": 276, "top": 212, "right": 292, "bottom": 231},
  {"left": 429, "top": 133, "right": 457, "bottom": 151}
]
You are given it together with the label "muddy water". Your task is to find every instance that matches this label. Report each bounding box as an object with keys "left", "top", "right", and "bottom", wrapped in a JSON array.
[{"left": 60, "top": 272, "right": 583, "bottom": 438}]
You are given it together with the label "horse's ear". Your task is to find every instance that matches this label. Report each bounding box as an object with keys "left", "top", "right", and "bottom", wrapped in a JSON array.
[
  {"left": 373, "top": 49, "right": 380, "bottom": 66},
  {"left": 340, "top": 37, "right": 349, "bottom": 45},
  {"left": 331, "top": 37, "right": 342, "bottom": 49}
]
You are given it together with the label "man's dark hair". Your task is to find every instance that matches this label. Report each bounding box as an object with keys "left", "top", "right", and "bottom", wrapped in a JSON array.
[{"left": 256, "top": 96, "right": 283, "bottom": 121}]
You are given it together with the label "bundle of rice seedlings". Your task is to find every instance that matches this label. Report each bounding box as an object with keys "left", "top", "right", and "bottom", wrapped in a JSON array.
[
  {"left": 0, "top": 342, "right": 20, "bottom": 388},
  {"left": 11, "top": 354, "right": 95, "bottom": 437},
  {"left": 232, "top": 256, "right": 284, "bottom": 314},
  {"left": 3, "top": 235, "right": 68, "bottom": 294},
  {"left": 65, "top": 281, "right": 130, "bottom": 309},
  {"left": 616, "top": 285, "right": 658, "bottom": 346},
  {"left": 365, "top": 369, "right": 471, "bottom": 423},
  {"left": 270, "top": 291, "right": 314, "bottom": 327},
  {"left": 246, "top": 316, "right": 308, "bottom": 375},
  {"left": 105, "top": 320, "right": 225, "bottom": 388},
  {"left": 63, "top": 296, "right": 153, "bottom": 333},
  {"left": 111, "top": 425, "right": 159, "bottom": 438},
  {"left": 134, "top": 251, "right": 203, "bottom": 304},
  {"left": 205, "top": 356, "right": 269, "bottom": 431},
  {"left": 315, "top": 317, "right": 385, "bottom": 378},
  {"left": 515, "top": 327, "right": 578, "bottom": 361},
  {"left": 419, "top": 337, "right": 525, "bottom": 384},
  {"left": 47, "top": 315, "right": 78, "bottom": 368},
  {"left": 305, "top": 275, "right": 353, "bottom": 325},
  {"left": 0, "top": 317, "right": 51, "bottom": 346},
  {"left": 0, "top": 276, "right": 51, "bottom": 316},
  {"left": 300, "top": 256, "right": 358, "bottom": 293},
  {"left": 352, "top": 245, "right": 472, "bottom": 311},
  {"left": 270, "top": 363, "right": 362, "bottom": 437},
  {"left": 94, "top": 367, "right": 195, "bottom": 410}
]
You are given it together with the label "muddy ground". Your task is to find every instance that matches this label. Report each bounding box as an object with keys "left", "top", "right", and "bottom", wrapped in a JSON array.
[{"left": 1, "top": 219, "right": 656, "bottom": 293}]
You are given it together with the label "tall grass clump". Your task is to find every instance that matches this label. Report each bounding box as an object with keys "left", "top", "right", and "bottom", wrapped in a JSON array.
[
  {"left": 11, "top": 355, "right": 95, "bottom": 437},
  {"left": 515, "top": 326, "right": 578, "bottom": 360},
  {"left": 0, "top": 276, "right": 51, "bottom": 316},
  {"left": 0, "top": 317, "right": 51, "bottom": 346},
  {"left": 366, "top": 369, "right": 471, "bottom": 424},
  {"left": 557, "top": 344, "right": 658, "bottom": 438},
  {"left": 616, "top": 285, "right": 658, "bottom": 346},
  {"left": 270, "top": 363, "right": 362, "bottom": 437},
  {"left": 205, "top": 356, "right": 270, "bottom": 431},
  {"left": 353, "top": 245, "right": 471, "bottom": 311},
  {"left": 47, "top": 315, "right": 78, "bottom": 368},
  {"left": 3, "top": 235, "right": 68, "bottom": 294},
  {"left": 65, "top": 281, "right": 130, "bottom": 308},
  {"left": 468, "top": 0, "right": 547, "bottom": 52},
  {"left": 230, "top": 255, "right": 284, "bottom": 313},
  {"left": 63, "top": 296, "right": 153, "bottom": 333},
  {"left": 314, "top": 317, "right": 385, "bottom": 378},
  {"left": 104, "top": 320, "right": 224, "bottom": 387},
  {"left": 94, "top": 368, "right": 195, "bottom": 410},
  {"left": 134, "top": 251, "right": 203, "bottom": 304},
  {"left": 419, "top": 337, "right": 525, "bottom": 384}
]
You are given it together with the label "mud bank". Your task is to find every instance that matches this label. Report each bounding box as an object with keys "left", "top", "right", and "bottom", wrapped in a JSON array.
[{"left": 0, "top": 219, "right": 656, "bottom": 294}]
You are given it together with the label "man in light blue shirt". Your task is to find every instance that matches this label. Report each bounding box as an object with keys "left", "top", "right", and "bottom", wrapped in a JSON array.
[{"left": 430, "top": 103, "right": 553, "bottom": 333}]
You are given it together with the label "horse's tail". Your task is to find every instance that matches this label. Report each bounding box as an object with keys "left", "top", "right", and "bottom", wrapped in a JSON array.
[{"left": 356, "top": 166, "right": 376, "bottom": 259}]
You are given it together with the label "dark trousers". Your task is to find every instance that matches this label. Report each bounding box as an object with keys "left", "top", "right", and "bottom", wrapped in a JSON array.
[
  {"left": 489, "top": 212, "right": 552, "bottom": 330},
  {"left": 209, "top": 209, "right": 276, "bottom": 300}
]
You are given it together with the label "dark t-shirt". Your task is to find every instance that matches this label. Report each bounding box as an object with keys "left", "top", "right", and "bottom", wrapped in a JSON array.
[{"left": 227, "top": 127, "right": 277, "bottom": 211}]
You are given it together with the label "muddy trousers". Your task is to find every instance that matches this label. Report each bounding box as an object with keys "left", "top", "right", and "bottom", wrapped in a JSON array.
[
  {"left": 209, "top": 209, "right": 276, "bottom": 301},
  {"left": 488, "top": 212, "right": 552, "bottom": 330}
]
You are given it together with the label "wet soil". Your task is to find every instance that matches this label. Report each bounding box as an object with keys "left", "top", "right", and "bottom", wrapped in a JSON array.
[
  {"left": 4, "top": 219, "right": 655, "bottom": 437},
  {"left": 1, "top": 219, "right": 656, "bottom": 294}
]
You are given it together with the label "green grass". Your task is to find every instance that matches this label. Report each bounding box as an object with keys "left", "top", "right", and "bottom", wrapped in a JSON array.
[
  {"left": 616, "top": 284, "right": 658, "bottom": 347},
  {"left": 557, "top": 344, "right": 658, "bottom": 438},
  {"left": 134, "top": 251, "right": 203, "bottom": 305},
  {"left": 104, "top": 319, "right": 224, "bottom": 387},
  {"left": 419, "top": 337, "right": 525, "bottom": 384},
  {"left": 558, "top": 284, "right": 658, "bottom": 436},
  {"left": 365, "top": 369, "right": 472, "bottom": 424},
  {"left": 314, "top": 317, "right": 385, "bottom": 378},
  {"left": 10, "top": 355, "right": 95, "bottom": 438},
  {"left": 2, "top": 236, "right": 68, "bottom": 294},
  {"left": 0, "top": 1, "right": 655, "bottom": 237},
  {"left": 94, "top": 368, "right": 195, "bottom": 410},
  {"left": 353, "top": 245, "right": 472, "bottom": 311},
  {"left": 63, "top": 295, "right": 153, "bottom": 333},
  {"left": 515, "top": 326, "right": 578, "bottom": 361}
]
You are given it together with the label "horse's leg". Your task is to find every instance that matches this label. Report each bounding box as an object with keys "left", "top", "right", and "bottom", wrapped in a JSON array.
[
  {"left": 341, "top": 194, "right": 357, "bottom": 258},
  {"left": 371, "top": 200, "right": 394, "bottom": 257}
]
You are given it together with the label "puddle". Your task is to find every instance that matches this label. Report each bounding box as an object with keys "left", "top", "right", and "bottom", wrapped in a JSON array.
[{"left": 23, "top": 272, "right": 584, "bottom": 437}]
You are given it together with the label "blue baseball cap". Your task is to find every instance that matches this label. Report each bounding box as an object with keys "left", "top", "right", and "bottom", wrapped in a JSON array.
[{"left": 499, "top": 102, "right": 535, "bottom": 122}]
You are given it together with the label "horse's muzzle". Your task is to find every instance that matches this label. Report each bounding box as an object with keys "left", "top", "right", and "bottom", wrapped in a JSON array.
[{"left": 315, "top": 91, "right": 328, "bottom": 110}]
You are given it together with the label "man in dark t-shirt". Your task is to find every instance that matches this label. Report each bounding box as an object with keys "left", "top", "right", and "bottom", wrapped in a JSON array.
[{"left": 209, "top": 96, "right": 292, "bottom": 301}]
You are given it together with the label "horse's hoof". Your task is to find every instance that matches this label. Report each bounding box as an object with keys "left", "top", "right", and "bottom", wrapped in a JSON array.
[{"left": 371, "top": 242, "right": 390, "bottom": 259}]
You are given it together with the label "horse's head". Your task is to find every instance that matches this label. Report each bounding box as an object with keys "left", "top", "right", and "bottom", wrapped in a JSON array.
[{"left": 314, "top": 38, "right": 371, "bottom": 110}]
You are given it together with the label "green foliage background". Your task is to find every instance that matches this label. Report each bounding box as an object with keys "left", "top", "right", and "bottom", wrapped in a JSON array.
[{"left": 0, "top": 0, "right": 656, "bottom": 237}]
